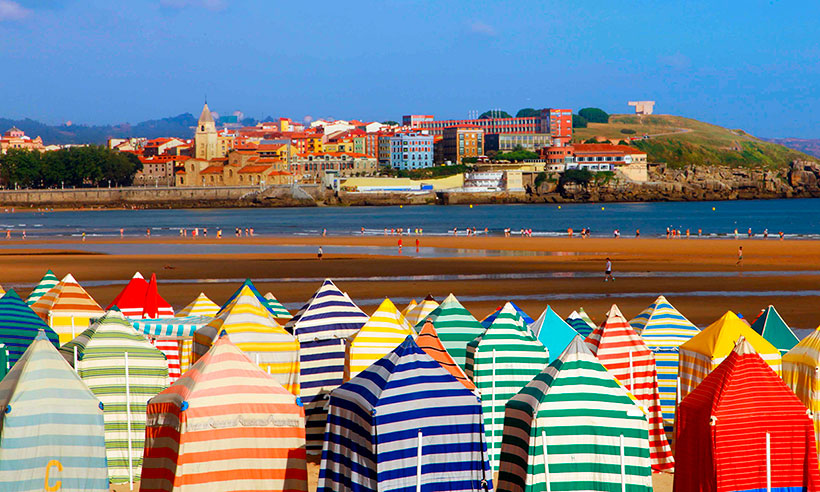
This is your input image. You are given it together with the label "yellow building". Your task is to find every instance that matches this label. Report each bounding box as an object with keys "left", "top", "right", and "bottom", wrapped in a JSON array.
[
  {"left": 194, "top": 103, "right": 218, "bottom": 160},
  {"left": 324, "top": 141, "right": 354, "bottom": 153}
]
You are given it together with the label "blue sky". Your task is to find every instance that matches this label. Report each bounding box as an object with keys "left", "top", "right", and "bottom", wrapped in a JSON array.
[{"left": 1, "top": 0, "right": 818, "bottom": 137}]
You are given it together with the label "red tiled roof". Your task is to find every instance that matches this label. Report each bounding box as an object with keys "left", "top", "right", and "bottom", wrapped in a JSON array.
[
  {"left": 268, "top": 170, "right": 293, "bottom": 176},
  {"left": 257, "top": 158, "right": 283, "bottom": 163},
  {"left": 238, "top": 165, "right": 272, "bottom": 173},
  {"left": 573, "top": 143, "right": 645, "bottom": 154},
  {"left": 200, "top": 166, "right": 223, "bottom": 175}
]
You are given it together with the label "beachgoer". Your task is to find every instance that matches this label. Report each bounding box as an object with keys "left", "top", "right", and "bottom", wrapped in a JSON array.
[
  {"left": 204, "top": 228, "right": 207, "bottom": 237},
  {"left": 698, "top": 228, "right": 702, "bottom": 237},
  {"left": 361, "top": 227, "right": 365, "bottom": 235},
  {"left": 415, "top": 238, "right": 420, "bottom": 251},
  {"left": 748, "top": 228, "right": 753, "bottom": 238},
  {"left": 82, "top": 232, "right": 86, "bottom": 241},
  {"left": 666, "top": 227, "right": 670, "bottom": 239},
  {"left": 779, "top": 231, "right": 784, "bottom": 240},
  {"left": 249, "top": 228, "right": 253, "bottom": 236},
  {"left": 317, "top": 246, "right": 323, "bottom": 260},
  {"left": 568, "top": 228, "right": 573, "bottom": 237},
  {"left": 604, "top": 258, "right": 614, "bottom": 282},
  {"left": 686, "top": 229, "right": 690, "bottom": 238},
  {"left": 764, "top": 228, "right": 768, "bottom": 238},
  {"left": 736, "top": 246, "right": 743, "bottom": 267},
  {"left": 398, "top": 238, "right": 403, "bottom": 249},
  {"left": 22, "top": 230, "right": 25, "bottom": 239},
  {"left": 322, "top": 228, "right": 327, "bottom": 237},
  {"left": 635, "top": 229, "right": 639, "bottom": 238},
  {"left": 146, "top": 228, "right": 150, "bottom": 238},
  {"left": 120, "top": 228, "right": 124, "bottom": 238},
  {"left": 217, "top": 229, "right": 222, "bottom": 238},
  {"left": 734, "top": 228, "right": 738, "bottom": 239}
]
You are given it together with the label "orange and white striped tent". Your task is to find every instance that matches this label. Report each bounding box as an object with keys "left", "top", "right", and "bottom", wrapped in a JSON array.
[
  {"left": 417, "top": 320, "right": 475, "bottom": 391},
  {"left": 30, "top": 273, "right": 105, "bottom": 344},
  {"left": 141, "top": 332, "right": 308, "bottom": 492},
  {"left": 585, "top": 304, "right": 675, "bottom": 472}
]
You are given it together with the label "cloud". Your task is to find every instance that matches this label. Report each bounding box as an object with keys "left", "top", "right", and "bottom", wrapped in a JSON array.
[
  {"left": 468, "top": 20, "right": 497, "bottom": 37},
  {"left": 160, "top": 0, "right": 227, "bottom": 11},
  {"left": 0, "top": 0, "right": 31, "bottom": 21}
]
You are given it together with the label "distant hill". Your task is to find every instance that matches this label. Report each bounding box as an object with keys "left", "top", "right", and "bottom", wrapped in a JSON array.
[
  {"left": 764, "top": 138, "right": 820, "bottom": 159},
  {"left": 0, "top": 113, "right": 199, "bottom": 145},
  {"left": 574, "top": 114, "right": 815, "bottom": 169}
]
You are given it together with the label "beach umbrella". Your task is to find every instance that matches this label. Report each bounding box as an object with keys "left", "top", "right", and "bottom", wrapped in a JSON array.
[
  {"left": 26, "top": 269, "right": 58, "bottom": 306},
  {"left": 629, "top": 295, "right": 700, "bottom": 434},
  {"left": 133, "top": 315, "right": 213, "bottom": 383},
  {"left": 30, "top": 273, "right": 105, "bottom": 344},
  {"left": 565, "top": 308, "right": 596, "bottom": 337},
  {"left": 0, "top": 289, "right": 59, "bottom": 367},
  {"left": 750, "top": 304, "right": 800, "bottom": 355},
  {"left": 60, "top": 310, "right": 169, "bottom": 485},
  {"left": 585, "top": 304, "right": 674, "bottom": 472},
  {"left": 284, "top": 278, "right": 368, "bottom": 454},
  {"left": 417, "top": 319, "right": 475, "bottom": 391},
  {"left": 401, "top": 298, "right": 418, "bottom": 318},
  {"left": 344, "top": 297, "right": 413, "bottom": 380},
  {"left": 404, "top": 294, "right": 439, "bottom": 327},
  {"left": 497, "top": 337, "right": 653, "bottom": 492},
  {"left": 218, "top": 278, "right": 282, "bottom": 318},
  {"left": 416, "top": 293, "right": 486, "bottom": 370},
  {"left": 528, "top": 305, "right": 579, "bottom": 361},
  {"left": 193, "top": 284, "right": 300, "bottom": 396},
  {"left": 781, "top": 326, "right": 820, "bottom": 461},
  {"left": 175, "top": 292, "right": 219, "bottom": 317},
  {"left": 481, "top": 301, "right": 533, "bottom": 328},
  {"left": 0, "top": 331, "right": 109, "bottom": 491},
  {"left": 263, "top": 292, "right": 292, "bottom": 319},
  {"left": 318, "top": 336, "right": 493, "bottom": 492},
  {"left": 141, "top": 332, "right": 308, "bottom": 492},
  {"left": 466, "top": 302, "right": 549, "bottom": 472},
  {"left": 676, "top": 337, "right": 820, "bottom": 491},
  {"left": 679, "top": 310, "right": 781, "bottom": 402}
]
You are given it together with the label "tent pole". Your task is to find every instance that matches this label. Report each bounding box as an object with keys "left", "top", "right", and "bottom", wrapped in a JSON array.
[
  {"left": 541, "top": 429, "right": 551, "bottom": 492},
  {"left": 416, "top": 429, "right": 423, "bottom": 492},
  {"left": 491, "top": 348, "right": 497, "bottom": 466},
  {"left": 73, "top": 345, "right": 78, "bottom": 372},
  {"left": 125, "top": 351, "right": 134, "bottom": 490},
  {"left": 766, "top": 432, "right": 771, "bottom": 492},
  {"left": 620, "top": 433, "right": 626, "bottom": 492}
]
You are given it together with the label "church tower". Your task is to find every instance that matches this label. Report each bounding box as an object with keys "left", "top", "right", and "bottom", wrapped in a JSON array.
[{"left": 194, "top": 103, "right": 218, "bottom": 160}]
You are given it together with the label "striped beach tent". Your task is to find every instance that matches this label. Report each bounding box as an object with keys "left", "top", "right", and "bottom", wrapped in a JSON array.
[
  {"left": 678, "top": 310, "right": 781, "bottom": 402},
  {"left": 0, "top": 289, "right": 59, "bottom": 367},
  {"left": 175, "top": 292, "right": 219, "bottom": 317},
  {"left": 284, "top": 278, "right": 368, "bottom": 453},
  {"left": 417, "top": 293, "right": 486, "bottom": 370},
  {"left": 60, "top": 310, "right": 169, "bottom": 484},
  {"left": 141, "top": 332, "right": 308, "bottom": 492},
  {"left": 529, "top": 305, "right": 579, "bottom": 361},
  {"left": 319, "top": 336, "right": 492, "bottom": 492},
  {"left": 107, "top": 272, "right": 147, "bottom": 317},
  {"left": 404, "top": 294, "right": 439, "bottom": 327},
  {"left": 750, "top": 304, "right": 800, "bottom": 355},
  {"left": 0, "top": 331, "right": 108, "bottom": 492},
  {"left": 466, "top": 303, "right": 550, "bottom": 472},
  {"left": 26, "top": 269, "right": 58, "bottom": 306},
  {"left": 0, "top": 345, "right": 7, "bottom": 379},
  {"left": 134, "top": 316, "right": 212, "bottom": 383},
  {"left": 31, "top": 273, "right": 105, "bottom": 344},
  {"left": 263, "top": 292, "right": 292, "bottom": 320},
  {"left": 629, "top": 295, "right": 700, "bottom": 433},
  {"left": 481, "top": 301, "right": 534, "bottom": 328},
  {"left": 193, "top": 285, "right": 300, "bottom": 395},
  {"left": 565, "top": 309, "right": 596, "bottom": 337},
  {"left": 417, "top": 319, "right": 475, "bottom": 391},
  {"left": 218, "top": 279, "right": 281, "bottom": 318},
  {"left": 344, "top": 297, "right": 413, "bottom": 380},
  {"left": 497, "top": 337, "right": 653, "bottom": 492},
  {"left": 781, "top": 326, "right": 820, "bottom": 461},
  {"left": 676, "top": 338, "right": 820, "bottom": 491},
  {"left": 401, "top": 299, "right": 417, "bottom": 318},
  {"left": 142, "top": 273, "right": 174, "bottom": 319},
  {"left": 585, "top": 304, "right": 674, "bottom": 471}
]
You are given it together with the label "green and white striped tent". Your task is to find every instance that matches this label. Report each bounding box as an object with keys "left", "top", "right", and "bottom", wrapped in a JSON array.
[
  {"left": 466, "top": 302, "right": 549, "bottom": 472},
  {"left": 0, "top": 331, "right": 109, "bottom": 491},
  {"left": 416, "top": 293, "right": 486, "bottom": 370},
  {"left": 60, "top": 310, "right": 169, "bottom": 485},
  {"left": 264, "top": 292, "right": 292, "bottom": 320},
  {"left": 26, "top": 269, "right": 58, "bottom": 306},
  {"left": 497, "top": 336, "right": 653, "bottom": 492}
]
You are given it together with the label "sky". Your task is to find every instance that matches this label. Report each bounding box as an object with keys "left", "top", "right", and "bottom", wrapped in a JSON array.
[{"left": 1, "top": 0, "right": 819, "bottom": 137}]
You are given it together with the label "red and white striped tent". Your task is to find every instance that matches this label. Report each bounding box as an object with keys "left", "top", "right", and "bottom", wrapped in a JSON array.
[
  {"left": 675, "top": 337, "right": 820, "bottom": 491},
  {"left": 107, "top": 272, "right": 174, "bottom": 319},
  {"left": 585, "top": 304, "right": 674, "bottom": 472}
]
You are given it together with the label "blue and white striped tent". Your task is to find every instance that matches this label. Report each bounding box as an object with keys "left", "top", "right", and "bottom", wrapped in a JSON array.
[
  {"left": 481, "top": 301, "right": 534, "bottom": 328},
  {"left": 0, "top": 331, "right": 108, "bottom": 491},
  {"left": 0, "top": 289, "right": 59, "bottom": 368},
  {"left": 318, "top": 336, "right": 492, "bottom": 492},
  {"left": 529, "top": 305, "right": 580, "bottom": 360},
  {"left": 285, "top": 278, "right": 368, "bottom": 454},
  {"left": 132, "top": 315, "right": 213, "bottom": 338}
]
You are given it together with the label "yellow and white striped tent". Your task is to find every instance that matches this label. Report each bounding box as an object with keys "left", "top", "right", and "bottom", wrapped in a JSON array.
[
  {"left": 30, "top": 273, "right": 105, "bottom": 344},
  {"left": 782, "top": 326, "right": 820, "bottom": 460},
  {"left": 344, "top": 298, "right": 413, "bottom": 380},
  {"left": 678, "top": 310, "right": 781, "bottom": 401},
  {"left": 401, "top": 299, "right": 417, "bottom": 319},
  {"left": 192, "top": 285, "right": 300, "bottom": 395},
  {"left": 405, "top": 294, "right": 440, "bottom": 328},
  {"left": 176, "top": 292, "right": 219, "bottom": 318}
]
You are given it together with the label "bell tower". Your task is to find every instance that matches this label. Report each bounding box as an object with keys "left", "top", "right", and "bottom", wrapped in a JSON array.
[{"left": 194, "top": 103, "right": 217, "bottom": 160}]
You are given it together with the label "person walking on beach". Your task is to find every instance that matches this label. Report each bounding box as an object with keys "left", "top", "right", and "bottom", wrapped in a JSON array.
[
  {"left": 317, "top": 246, "right": 323, "bottom": 260},
  {"left": 604, "top": 258, "right": 614, "bottom": 282},
  {"left": 736, "top": 246, "right": 743, "bottom": 267}
]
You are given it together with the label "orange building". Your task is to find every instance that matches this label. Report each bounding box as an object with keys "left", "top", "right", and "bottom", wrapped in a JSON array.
[
  {"left": 442, "top": 125, "right": 484, "bottom": 164},
  {"left": 0, "top": 127, "right": 45, "bottom": 154}
]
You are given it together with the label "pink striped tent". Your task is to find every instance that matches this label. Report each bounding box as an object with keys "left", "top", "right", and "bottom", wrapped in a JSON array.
[{"left": 585, "top": 304, "right": 674, "bottom": 472}]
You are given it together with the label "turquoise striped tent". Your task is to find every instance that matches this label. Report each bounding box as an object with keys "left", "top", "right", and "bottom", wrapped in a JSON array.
[
  {"left": 497, "top": 336, "right": 653, "bottom": 491},
  {"left": 481, "top": 302, "right": 534, "bottom": 328},
  {"left": 466, "top": 302, "right": 549, "bottom": 472},
  {"left": 0, "top": 289, "right": 59, "bottom": 367},
  {"left": 0, "top": 344, "right": 7, "bottom": 380},
  {"left": 318, "top": 336, "right": 493, "bottom": 492},
  {"left": 219, "top": 279, "right": 282, "bottom": 318},
  {"left": 750, "top": 305, "right": 800, "bottom": 355},
  {"left": 0, "top": 331, "right": 109, "bottom": 491},
  {"left": 529, "top": 305, "right": 579, "bottom": 361},
  {"left": 264, "top": 292, "right": 292, "bottom": 319},
  {"left": 565, "top": 309, "right": 596, "bottom": 337},
  {"left": 416, "top": 293, "right": 486, "bottom": 370},
  {"left": 629, "top": 295, "right": 700, "bottom": 434},
  {"left": 60, "top": 311, "right": 169, "bottom": 484},
  {"left": 132, "top": 315, "right": 212, "bottom": 338},
  {"left": 26, "top": 269, "right": 58, "bottom": 306}
]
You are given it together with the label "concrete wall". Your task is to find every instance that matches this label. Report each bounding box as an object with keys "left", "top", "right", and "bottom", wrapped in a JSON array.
[
  {"left": 341, "top": 174, "right": 465, "bottom": 191},
  {"left": 0, "top": 186, "right": 260, "bottom": 206}
]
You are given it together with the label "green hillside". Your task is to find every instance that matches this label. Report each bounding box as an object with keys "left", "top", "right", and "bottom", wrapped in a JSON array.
[{"left": 573, "top": 114, "right": 814, "bottom": 169}]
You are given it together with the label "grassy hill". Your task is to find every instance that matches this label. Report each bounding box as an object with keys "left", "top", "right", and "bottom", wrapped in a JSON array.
[{"left": 573, "top": 114, "right": 814, "bottom": 169}]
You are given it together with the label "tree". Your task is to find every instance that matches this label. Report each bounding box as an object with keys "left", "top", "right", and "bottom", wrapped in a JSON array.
[
  {"left": 573, "top": 114, "right": 588, "bottom": 128},
  {"left": 494, "top": 149, "right": 539, "bottom": 162},
  {"left": 479, "top": 110, "right": 512, "bottom": 119},
  {"left": 578, "top": 107, "right": 609, "bottom": 123},
  {"left": 560, "top": 168, "right": 593, "bottom": 186},
  {"left": 1, "top": 146, "right": 142, "bottom": 189},
  {"left": 382, "top": 120, "right": 398, "bottom": 126},
  {"left": 516, "top": 108, "right": 540, "bottom": 117}
]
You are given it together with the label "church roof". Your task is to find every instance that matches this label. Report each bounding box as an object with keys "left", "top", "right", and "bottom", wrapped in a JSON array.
[{"left": 198, "top": 103, "right": 215, "bottom": 125}]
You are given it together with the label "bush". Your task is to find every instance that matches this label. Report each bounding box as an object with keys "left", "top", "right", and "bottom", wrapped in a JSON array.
[
  {"left": 462, "top": 157, "right": 478, "bottom": 164},
  {"left": 560, "top": 168, "right": 593, "bottom": 186},
  {"left": 479, "top": 110, "right": 512, "bottom": 119},
  {"left": 534, "top": 171, "right": 547, "bottom": 188},
  {"left": 516, "top": 108, "right": 540, "bottom": 118},
  {"left": 578, "top": 107, "right": 610, "bottom": 123},
  {"left": 572, "top": 114, "right": 588, "bottom": 128},
  {"left": 493, "top": 150, "right": 539, "bottom": 162},
  {"left": 620, "top": 128, "right": 636, "bottom": 134}
]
